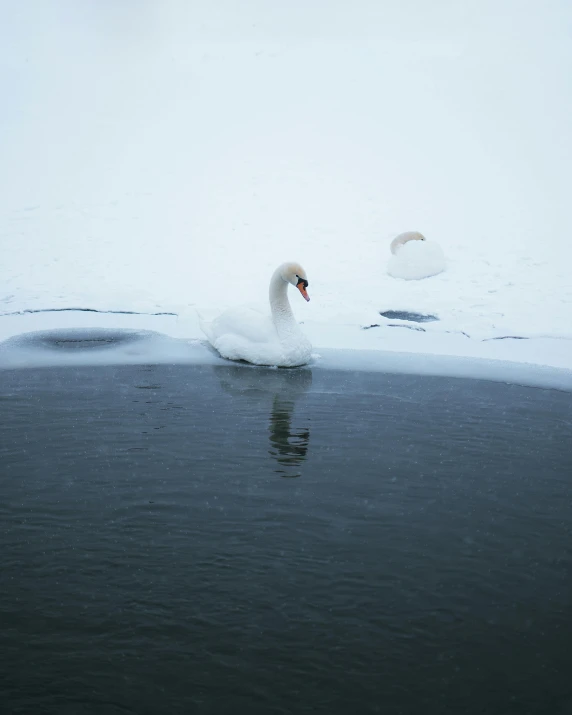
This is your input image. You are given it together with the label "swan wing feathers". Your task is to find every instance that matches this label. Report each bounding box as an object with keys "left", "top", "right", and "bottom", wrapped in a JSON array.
[
  {"left": 201, "top": 305, "right": 311, "bottom": 366},
  {"left": 206, "top": 306, "right": 277, "bottom": 345},
  {"left": 387, "top": 240, "right": 446, "bottom": 280}
]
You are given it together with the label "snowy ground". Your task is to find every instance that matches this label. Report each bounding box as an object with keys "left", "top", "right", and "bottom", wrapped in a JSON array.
[{"left": 1, "top": 1, "right": 571, "bottom": 373}]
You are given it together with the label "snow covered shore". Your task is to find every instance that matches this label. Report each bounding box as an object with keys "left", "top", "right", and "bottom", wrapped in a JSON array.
[{"left": 2, "top": 1, "right": 571, "bottom": 374}]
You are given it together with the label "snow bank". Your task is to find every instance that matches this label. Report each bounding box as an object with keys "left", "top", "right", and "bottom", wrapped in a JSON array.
[{"left": 1, "top": 323, "right": 571, "bottom": 393}]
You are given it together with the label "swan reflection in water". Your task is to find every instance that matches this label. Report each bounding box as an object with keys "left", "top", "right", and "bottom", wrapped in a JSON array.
[{"left": 212, "top": 365, "right": 312, "bottom": 478}]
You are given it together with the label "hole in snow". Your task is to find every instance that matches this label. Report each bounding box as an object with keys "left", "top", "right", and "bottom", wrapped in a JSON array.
[
  {"left": 13, "top": 329, "right": 147, "bottom": 351},
  {"left": 380, "top": 310, "right": 439, "bottom": 323}
]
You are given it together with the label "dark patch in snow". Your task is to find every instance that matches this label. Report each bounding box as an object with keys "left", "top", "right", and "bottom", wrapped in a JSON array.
[
  {"left": 380, "top": 310, "right": 438, "bottom": 323},
  {"left": 361, "top": 323, "right": 426, "bottom": 332},
  {"left": 443, "top": 330, "right": 471, "bottom": 338},
  {"left": 388, "top": 324, "right": 426, "bottom": 332},
  {"left": 53, "top": 337, "right": 116, "bottom": 348},
  {"left": 483, "top": 336, "right": 530, "bottom": 341},
  {"left": 0, "top": 307, "right": 177, "bottom": 317},
  {"left": 8, "top": 328, "right": 151, "bottom": 351}
]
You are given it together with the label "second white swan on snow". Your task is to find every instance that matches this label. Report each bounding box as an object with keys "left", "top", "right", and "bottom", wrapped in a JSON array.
[
  {"left": 200, "top": 262, "right": 312, "bottom": 367},
  {"left": 387, "top": 231, "right": 446, "bottom": 280}
]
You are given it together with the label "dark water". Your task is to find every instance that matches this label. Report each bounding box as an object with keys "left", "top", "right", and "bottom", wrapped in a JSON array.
[
  {"left": 379, "top": 310, "right": 439, "bottom": 323},
  {"left": 1, "top": 364, "right": 572, "bottom": 715}
]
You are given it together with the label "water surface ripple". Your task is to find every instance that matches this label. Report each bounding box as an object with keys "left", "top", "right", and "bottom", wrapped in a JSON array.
[{"left": 1, "top": 365, "right": 571, "bottom": 714}]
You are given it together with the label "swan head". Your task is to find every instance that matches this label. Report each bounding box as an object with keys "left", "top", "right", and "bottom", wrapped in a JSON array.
[
  {"left": 398, "top": 231, "right": 425, "bottom": 243},
  {"left": 279, "top": 262, "right": 310, "bottom": 302},
  {"left": 390, "top": 231, "right": 426, "bottom": 255}
]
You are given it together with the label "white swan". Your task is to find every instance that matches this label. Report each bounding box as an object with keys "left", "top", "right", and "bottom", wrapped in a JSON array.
[
  {"left": 387, "top": 231, "right": 446, "bottom": 280},
  {"left": 390, "top": 231, "right": 426, "bottom": 255},
  {"left": 200, "top": 262, "right": 312, "bottom": 367}
]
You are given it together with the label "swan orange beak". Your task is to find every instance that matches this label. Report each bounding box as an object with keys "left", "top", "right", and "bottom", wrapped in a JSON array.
[{"left": 297, "top": 284, "right": 310, "bottom": 302}]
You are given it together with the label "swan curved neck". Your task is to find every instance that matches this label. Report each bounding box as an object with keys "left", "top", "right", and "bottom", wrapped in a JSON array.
[{"left": 269, "top": 267, "right": 297, "bottom": 334}]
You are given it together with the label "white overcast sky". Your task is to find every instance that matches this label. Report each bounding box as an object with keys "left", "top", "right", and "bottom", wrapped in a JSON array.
[{"left": 1, "top": 1, "right": 571, "bottom": 251}]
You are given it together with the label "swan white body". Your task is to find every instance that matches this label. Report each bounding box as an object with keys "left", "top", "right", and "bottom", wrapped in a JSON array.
[
  {"left": 388, "top": 231, "right": 446, "bottom": 280},
  {"left": 201, "top": 262, "right": 312, "bottom": 367}
]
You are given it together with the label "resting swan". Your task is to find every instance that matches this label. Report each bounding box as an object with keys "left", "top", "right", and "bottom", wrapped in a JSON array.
[
  {"left": 390, "top": 231, "right": 426, "bottom": 255},
  {"left": 200, "top": 262, "right": 312, "bottom": 367},
  {"left": 387, "top": 230, "right": 446, "bottom": 280}
]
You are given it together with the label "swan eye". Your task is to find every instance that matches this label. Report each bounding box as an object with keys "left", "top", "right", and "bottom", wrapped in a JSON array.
[{"left": 296, "top": 276, "right": 308, "bottom": 288}]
